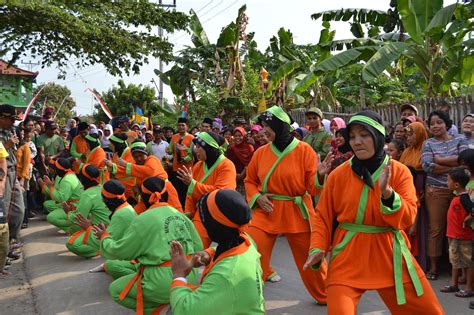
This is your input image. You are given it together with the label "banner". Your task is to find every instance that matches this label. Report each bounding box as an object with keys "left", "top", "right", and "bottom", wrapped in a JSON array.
[
  {"left": 22, "top": 84, "right": 48, "bottom": 121},
  {"left": 85, "top": 88, "right": 113, "bottom": 119}
]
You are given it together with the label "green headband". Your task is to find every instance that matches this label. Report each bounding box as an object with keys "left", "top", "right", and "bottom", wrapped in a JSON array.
[
  {"left": 264, "top": 105, "right": 292, "bottom": 126},
  {"left": 349, "top": 115, "right": 386, "bottom": 136},
  {"left": 198, "top": 132, "right": 224, "bottom": 155},
  {"left": 85, "top": 134, "right": 100, "bottom": 143},
  {"left": 110, "top": 135, "right": 126, "bottom": 144},
  {"left": 130, "top": 142, "right": 147, "bottom": 150}
]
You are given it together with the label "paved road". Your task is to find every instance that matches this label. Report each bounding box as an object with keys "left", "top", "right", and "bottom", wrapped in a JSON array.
[{"left": 1, "top": 219, "right": 473, "bottom": 314}]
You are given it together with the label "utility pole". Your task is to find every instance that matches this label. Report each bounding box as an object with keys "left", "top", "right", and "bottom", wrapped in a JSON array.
[
  {"left": 158, "top": 0, "right": 177, "bottom": 107},
  {"left": 21, "top": 60, "right": 40, "bottom": 71}
]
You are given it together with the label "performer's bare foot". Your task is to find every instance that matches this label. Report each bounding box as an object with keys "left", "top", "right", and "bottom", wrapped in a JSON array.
[{"left": 89, "top": 263, "right": 105, "bottom": 273}]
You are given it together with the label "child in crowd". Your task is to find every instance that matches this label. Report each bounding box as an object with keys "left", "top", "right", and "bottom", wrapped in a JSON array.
[
  {"left": 387, "top": 139, "right": 405, "bottom": 161},
  {"left": 440, "top": 167, "right": 474, "bottom": 297}
]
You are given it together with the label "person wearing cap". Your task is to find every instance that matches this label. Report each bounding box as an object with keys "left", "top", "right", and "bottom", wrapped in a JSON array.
[
  {"left": 93, "top": 176, "right": 203, "bottom": 315},
  {"left": 200, "top": 118, "right": 213, "bottom": 133},
  {"left": 400, "top": 103, "right": 419, "bottom": 120},
  {"left": 168, "top": 118, "right": 194, "bottom": 206},
  {"left": 37, "top": 121, "right": 65, "bottom": 169},
  {"left": 303, "top": 107, "right": 332, "bottom": 161},
  {"left": 70, "top": 122, "right": 90, "bottom": 159},
  {"left": 81, "top": 133, "right": 109, "bottom": 183},
  {"left": 233, "top": 117, "right": 246, "bottom": 128},
  {"left": 42, "top": 107, "right": 54, "bottom": 121},
  {"left": 304, "top": 111, "right": 442, "bottom": 314},
  {"left": 0, "top": 104, "right": 25, "bottom": 250},
  {"left": 115, "top": 140, "right": 182, "bottom": 213},
  {"left": 40, "top": 158, "right": 82, "bottom": 217},
  {"left": 88, "top": 179, "right": 138, "bottom": 276},
  {"left": 177, "top": 132, "right": 236, "bottom": 247},
  {"left": 147, "top": 127, "right": 170, "bottom": 161},
  {"left": 244, "top": 105, "right": 327, "bottom": 300},
  {"left": 65, "top": 164, "right": 111, "bottom": 258},
  {"left": 104, "top": 133, "right": 137, "bottom": 205},
  {"left": 169, "top": 189, "right": 265, "bottom": 314}
]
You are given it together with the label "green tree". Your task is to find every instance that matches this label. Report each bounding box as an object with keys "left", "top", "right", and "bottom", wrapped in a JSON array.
[
  {"left": 0, "top": 1, "right": 188, "bottom": 77},
  {"left": 32, "top": 83, "right": 76, "bottom": 126},
  {"left": 93, "top": 79, "right": 175, "bottom": 124}
]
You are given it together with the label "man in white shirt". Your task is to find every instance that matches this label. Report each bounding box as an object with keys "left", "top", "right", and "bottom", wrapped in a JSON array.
[{"left": 147, "top": 127, "right": 171, "bottom": 161}]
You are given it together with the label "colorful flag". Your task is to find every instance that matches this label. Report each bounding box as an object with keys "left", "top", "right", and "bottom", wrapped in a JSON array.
[
  {"left": 86, "top": 88, "right": 113, "bottom": 119},
  {"left": 136, "top": 106, "right": 144, "bottom": 116},
  {"left": 22, "top": 84, "right": 48, "bottom": 121},
  {"left": 181, "top": 104, "right": 188, "bottom": 118}
]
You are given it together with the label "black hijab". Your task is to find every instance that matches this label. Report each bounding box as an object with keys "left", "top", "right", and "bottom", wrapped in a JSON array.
[
  {"left": 55, "top": 158, "right": 72, "bottom": 178},
  {"left": 194, "top": 132, "right": 225, "bottom": 168},
  {"left": 102, "top": 180, "right": 127, "bottom": 218},
  {"left": 199, "top": 189, "right": 251, "bottom": 260},
  {"left": 343, "top": 111, "right": 387, "bottom": 188},
  {"left": 85, "top": 133, "right": 100, "bottom": 150},
  {"left": 141, "top": 176, "right": 169, "bottom": 209},
  {"left": 78, "top": 164, "right": 100, "bottom": 189},
  {"left": 110, "top": 133, "right": 128, "bottom": 156},
  {"left": 259, "top": 108, "right": 294, "bottom": 152}
]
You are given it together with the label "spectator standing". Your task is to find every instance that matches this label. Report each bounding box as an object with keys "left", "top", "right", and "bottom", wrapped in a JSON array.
[
  {"left": 37, "top": 121, "right": 65, "bottom": 171},
  {"left": 461, "top": 114, "right": 474, "bottom": 149},
  {"left": 438, "top": 101, "right": 459, "bottom": 136},
  {"left": 16, "top": 131, "right": 32, "bottom": 229},
  {"left": 226, "top": 127, "right": 254, "bottom": 195},
  {"left": 147, "top": 127, "right": 170, "bottom": 162},
  {"left": 422, "top": 110, "right": 467, "bottom": 280},
  {"left": 0, "top": 141, "right": 10, "bottom": 275},
  {"left": 303, "top": 107, "right": 332, "bottom": 161}
]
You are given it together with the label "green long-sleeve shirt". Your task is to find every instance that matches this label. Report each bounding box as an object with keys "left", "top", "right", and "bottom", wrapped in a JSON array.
[
  {"left": 44, "top": 173, "right": 83, "bottom": 203},
  {"left": 170, "top": 239, "right": 265, "bottom": 315},
  {"left": 67, "top": 185, "right": 110, "bottom": 225},
  {"left": 107, "top": 204, "right": 137, "bottom": 240},
  {"left": 303, "top": 128, "right": 332, "bottom": 160}
]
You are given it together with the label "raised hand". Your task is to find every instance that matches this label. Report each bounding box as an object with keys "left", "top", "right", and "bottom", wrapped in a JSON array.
[
  {"left": 170, "top": 240, "right": 193, "bottom": 278},
  {"left": 176, "top": 166, "right": 193, "bottom": 186},
  {"left": 317, "top": 150, "right": 334, "bottom": 176},
  {"left": 74, "top": 213, "right": 91, "bottom": 230},
  {"left": 379, "top": 158, "right": 393, "bottom": 199},
  {"left": 92, "top": 223, "right": 107, "bottom": 239}
]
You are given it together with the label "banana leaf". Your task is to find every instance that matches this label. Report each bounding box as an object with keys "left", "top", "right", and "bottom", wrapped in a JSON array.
[
  {"left": 189, "top": 9, "right": 210, "bottom": 47},
  {"left": 217, "top": 22, "right": 237, "bottom": 48},
  {"left": 292, "top": 72, "right": 318, "bottom": 95},
  {"left": 265, "top": 60, "right": 302, "bottom": 97},
  {"left": 424, "top": 3, "right": 457, "bottom": 36},
  {"left": 362, "top": 42, "right": 410, "bottom": 81},
  {"left": 311, "top": 8, "right": 388, "bottom": 26},
  {"left": 461, "top": 54, "right": 474, "bottom": 85},
  {"left": 313, "top": 48, "right": 364, "bottom": 73}
]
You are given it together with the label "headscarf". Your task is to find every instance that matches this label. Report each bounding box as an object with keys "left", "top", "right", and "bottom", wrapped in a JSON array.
[
  {"left": 322, "top": 119, "right": 331, "bottom": 132},
  {"left": 250, "top": 125, "right": 263, "bottom": 134},
  {"left": 78, "top": 164, "right": 100, "bottom": 189},
  {"left": 54, "top": 158, "right": 72, "bottom": 177},
  {"left": 227, "top": 127, "right": 254, "bottom": 166},
  {"left": 85, "top": 133, "right": 100, "bottom": 150},
  {"left": 331, "top": 117, "right": 346, "bottom": 131},
  {"left": 399, "top": 122, "right": 428, "bottom": 171},
  {"left": 102, "top": 179, "right": 127, "bottom": 215},
  {"left": 294, "top": 127, "right": 309, "bottom": 140},
  {"left": 258, "top": 105, "right": 294, "bottom": 152},
  {"left": 193, "top": 132, "right": 225, "bottom": 168},
  {"left": 141, "top": 176, "right": 169, "bottom": 208},
  {"left": 101, "top": 124, "right": 113, "bottom": 148},
  {"left": 343, "top": 111, "right": 387, "bottom": 188},
  {"left": 109, "top": 133, "right": 128, "bottom": 156},
  {"left": 198, "top": 189, "right": 251, "bottom": 259}
]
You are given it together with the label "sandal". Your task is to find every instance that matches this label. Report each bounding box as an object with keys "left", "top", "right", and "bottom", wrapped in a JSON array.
[
  {"left": 426, "top": 271, "right": 439, "bottom": 280},
  {"left": 440, "top": 285, "right": 459, "bottom": 293},
  {"left": 455, "top": 290, "right": 474, "bottom": 298}
]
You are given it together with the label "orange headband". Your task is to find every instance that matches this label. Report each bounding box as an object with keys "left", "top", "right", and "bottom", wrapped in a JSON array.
[
  {"left": 101, "top": 186, "right": 127, "bottom": 201},
  {"left": 141, "top": 182, "right": 167, "bottom": 204},
  {"left": 207, "top": 190, "right": 245, "bottom": 231},
  {"left": 81, "top": 164, "right": 100, "bottom": 183},
  {"left": 55, "top": 160, "right": 69, "bottom": 172}
]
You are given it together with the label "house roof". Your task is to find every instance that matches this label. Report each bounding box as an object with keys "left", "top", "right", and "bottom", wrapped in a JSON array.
[{"left": 0, "top": 60, "right": 38, "bottom": 78}]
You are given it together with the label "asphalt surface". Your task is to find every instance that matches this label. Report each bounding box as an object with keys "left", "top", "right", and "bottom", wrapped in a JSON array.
[{"left": 1, "top": 219, "right": 473, "bottom": 314}]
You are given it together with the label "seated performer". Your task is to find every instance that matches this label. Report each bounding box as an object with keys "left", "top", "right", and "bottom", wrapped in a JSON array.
[
  {"left": 65, "top": 164, "right": 111, "bottom": 257},
  {"left": 116, "top": 140, "right": 182, "bottom": 213},
  {"left": 41, "top": 158, "right": 82, "bottom": 222},
  {"left": 93, "top": 176, "right": 203, "bottom": 314},
  {"left": 170, "top": 189, "right": 265, "bottom": 314}
]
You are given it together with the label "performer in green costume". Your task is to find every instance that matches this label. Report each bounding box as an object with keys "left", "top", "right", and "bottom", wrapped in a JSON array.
[
  {"left": 93, "top": 176, "right": 203, "bottom": 315},
  {"left": 170, "top": 189, "right": 265, "bottom": 314}
]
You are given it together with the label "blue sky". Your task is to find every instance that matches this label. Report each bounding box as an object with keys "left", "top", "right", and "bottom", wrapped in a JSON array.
[{"left": 29, "top": 0, "right": 454, "bottom": 116}]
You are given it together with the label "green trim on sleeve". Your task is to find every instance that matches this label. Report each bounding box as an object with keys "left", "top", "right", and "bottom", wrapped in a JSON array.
[
  {"left": 308, "top": 248, "right": 324, "bottom": 270},
  {"left": 125, "top": 163, "right": 132, "bottom": 176},
  {"left": 111, "top": 163, "right": 117, "bottom": 175},
  {"left": 187, "top": 179, "right": 196, "bottom": 196},
  {"left": 381, "top": 191, "right": 402, "bottom": 214},
  {"left": 249, "top": 193, "right": 262, "bottom": 209},
  {"left": 315, "top": 174, "right": 326, "bottom": 189}
]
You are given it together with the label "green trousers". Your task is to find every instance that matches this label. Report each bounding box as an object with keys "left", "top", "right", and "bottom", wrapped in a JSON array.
[
  {"left": 105, "top": 260, "right": 139, "bottom": 280},
  {"left": 66, "top": 229, "right": 99, "bottom": 258}
]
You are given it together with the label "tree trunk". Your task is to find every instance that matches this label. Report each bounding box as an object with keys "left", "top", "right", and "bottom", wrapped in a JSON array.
[{"left": 359, "top": 81, "right": 366, "bottom": 109}]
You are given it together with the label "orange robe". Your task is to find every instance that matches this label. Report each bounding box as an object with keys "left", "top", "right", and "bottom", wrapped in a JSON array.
[
  {"left": 85, "top": 146, "right": 109, "bottom": 182},
  {"left": 310, "top": 159, "right": 424, "bottom": 290},
  {"left": 120, "top": 155, "right": 182, "bottom": 213},
  {"left": 186, "top": 156, "right": 236, "bottom": 247},
  {"left": 110, "top": 148, "right": 136, "bottom": 199},
  {"left": 70, "top": 135, "right": 88, "bottom": 159},
  {"left": 244, "top": 139, "right": 327, "bottom": 304}
]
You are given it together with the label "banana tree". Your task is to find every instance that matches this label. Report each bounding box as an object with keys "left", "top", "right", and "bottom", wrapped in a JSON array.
[{"left": 312, "top": 0, "right": 474, "bottom": 99}]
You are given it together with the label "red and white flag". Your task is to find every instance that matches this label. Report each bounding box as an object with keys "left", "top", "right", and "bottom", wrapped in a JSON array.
[{"left": 85, "top": 88, "right": 113, "bottom": 119}]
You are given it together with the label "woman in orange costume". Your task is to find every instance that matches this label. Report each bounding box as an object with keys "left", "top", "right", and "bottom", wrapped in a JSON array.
[
  {"left": 177, "top": 132, "right": 236, "bottom": 248},
  {"left": 83, "top": 133, "right": 109, "bottom": 183},
  {"left": 244, "top": 105, "right": 327, "bottom": 304},
  {"left": 304, "top": 111, "right": 442, "bottom": 314},
  {"left": 116, "top": 140, "right": 182, "bottom": 214},
  {"left": 104, "top": 133, "right": 136, "bottom": 205}
]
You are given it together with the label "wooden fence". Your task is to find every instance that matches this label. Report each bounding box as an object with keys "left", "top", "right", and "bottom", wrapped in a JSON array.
[{"left": 290, "top": 96, "right": 474, "bottom": 127}]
